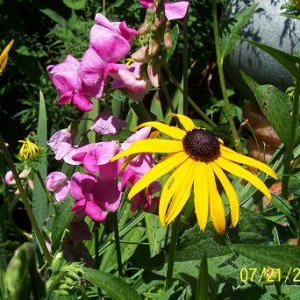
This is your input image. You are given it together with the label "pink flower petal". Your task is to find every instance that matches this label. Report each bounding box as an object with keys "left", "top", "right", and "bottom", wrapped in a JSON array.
[
  {"left": 121, "top": 127, "right": 151, "bottom": 150},
  {"left": 164, "top": 1, "right": 189, "bottom": 21},
  {"left": 85, "top": 200, "right": 107, "bottom": 222},
  {"left": 72, "top": 93, "right": 93, "bottom": 111},
  {"left": 55, "top": 181, "right": 70, "bottom": 202}
]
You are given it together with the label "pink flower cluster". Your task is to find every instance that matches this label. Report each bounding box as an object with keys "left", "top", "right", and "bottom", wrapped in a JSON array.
[
  {"left": 44, "top": 2, "right": 189, "bottom": 223},
  {"left": 46, "top": 122, "right": 160, "bottom": 222},
  {"left": 47, "top": 13, "right": 148, "bottom": 111}
]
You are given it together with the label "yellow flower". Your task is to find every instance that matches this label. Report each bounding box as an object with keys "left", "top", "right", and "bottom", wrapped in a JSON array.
[
  {"left": 0, "top": 40, "right": 14, "bottom": 75},
  {"left": 18, "top": 137, "right": 42, "bottom": 161},
  {"left": 112, "top": 114, "right": 277, "bottom": 234}
]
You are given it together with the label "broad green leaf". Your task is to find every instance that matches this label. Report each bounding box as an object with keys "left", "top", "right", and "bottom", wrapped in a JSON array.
[
  {"left": 271, "top": 195, "right": 295, "bottom": 219},
  {"left": 241, "top": 72, "right": 295, "bottom": 146},
  {"left": 50, "top": 197, "right": 74, "bottom": 252},
  {"left": 83, "top": 267, "right": 141, "bottom": 300},
  {"left": 175, "top": 208, "right": 273, "bottom": 261},
  {"left": 221, "top": 3, "right": 257, "bottom": 62},
  {"left": 233, "top": 244, "right": 300, "bottom": 271},
  {"left": 247, "top": 40, "right": 300, "bottom": 78},
  {"left": 63, "top": 0, "right": 85, "bottom": 10},
  {"left": 33, "top": 91, "right": 48, "bottom": 229},
  {"left": 262, "top": 285, "right": 300, "bottom": 300}
]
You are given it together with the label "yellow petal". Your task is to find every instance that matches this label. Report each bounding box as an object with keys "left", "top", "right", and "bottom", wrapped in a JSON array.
[
  {"left": 170, "top": 113, "right": 196, "bottom": 131},
  {"left": 0, "top": 40, "right": 14, "bottom": 74},
  {"left": 111, "top": 139, "right": 183, "bottom": 161},
  {"left": 207, "top": 165, "right": 226, "bottom": 235},
  {"left": 128, "top": 151, "right": 188, "bottom": 199},
  {"left": 194, "top": 162, "right": 209, "bottom": 231},
  {"left": 216, "top": 157, "right": 272, "bottom": 199},
  {"left": 137, "top": 122, "right": 186, "bottom": 140},
  {"left": 211, "top": 162, "right": 239, "bottom": 228},
  {"left": 159, "top": 161, "right": 189, "bottom": 225},
  {"left": 165, "top": 159, "right": 196, "bottom": 224},
  {"left": 221, "top": 146, "right": 277, "bottom": 179}
]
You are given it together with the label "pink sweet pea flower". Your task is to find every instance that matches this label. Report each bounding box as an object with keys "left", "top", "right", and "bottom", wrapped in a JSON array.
[
  {"left": 70, "top": 172, "right": 122, "bottom": 222},
  {"left": 119, "top": 127, "right": 160, "bottom": 212},
  {"left": 109, "top": 62, "right": 149, "bottom": 101},
  {"left": 78, "top": 47, "right": 106, "bottom": 99},
  {"left": 90, "top": 14, "right": 138, "bottom": 63},
  {"left": 48, "top": 128, "right": 74, "bottom": 161},
  {"left": 91, "top": 109, "right": 126, "bottom": 135},
  {"left": 47, "top": 55, "right": 93, "bottom": 111},
  {"left": 139, "top": 0, "right": 189, "bottom": 20},
  {"left": 46, "top": 171, "right": 70, "bottom": 202},
  {"left": 71, "top": 141, "right": 121, "bottom": 180}
]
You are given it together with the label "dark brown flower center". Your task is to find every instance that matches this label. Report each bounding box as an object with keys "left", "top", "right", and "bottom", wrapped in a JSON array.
[{"left": 182, "top": 128, "right": 220, "bottom": 162}]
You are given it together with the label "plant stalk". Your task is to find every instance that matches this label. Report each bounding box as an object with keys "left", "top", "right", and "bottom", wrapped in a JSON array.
[
  {"left": 212, "top": 0, "right": 243, "bottom": 152},
  {"left": 0, "top": 135, "right": 52, "bottom": 265},
  {"left": 165, "top": 215, "right": 180, "bottom": 290}
]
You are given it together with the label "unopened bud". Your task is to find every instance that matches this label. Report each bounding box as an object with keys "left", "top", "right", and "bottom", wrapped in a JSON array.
[
  {"left": 148, "top": 38, "right": 159, "bottom": 57},
  {"left": 131, "top": 46, "right": 151, "bottom": 63},
  {"left": 164, "top": 30, "right": 172, "bottom": 49}
]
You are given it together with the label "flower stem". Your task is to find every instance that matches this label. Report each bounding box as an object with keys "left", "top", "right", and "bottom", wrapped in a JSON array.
[
  {"left": 162, "top": 62, "right": 217, "bottom": 128},
  {"left": 94, "top": 223, "right": 102, "bottom": 299},
  {"left": 182, "top": 9, "right": 189, "bottom": 116},
  {"left": 282, "top": 70, "right": 300, "bottom": 198},
  {"left": 165, "top": 215, "right": 180, "bottom": 290},
  {"left": 212, "top": 0, "right": 243, "bottom": 152},
  {"left": 0, "top": 135, "right": 52, "bottom": 265},
  {"left": 112, "top": 212, "right": 123, "bottom": 277}
]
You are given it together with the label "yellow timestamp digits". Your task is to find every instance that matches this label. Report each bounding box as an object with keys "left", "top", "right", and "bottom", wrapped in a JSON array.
[{"left": 239, "top": 267, "right": 300, "bottom": 284}]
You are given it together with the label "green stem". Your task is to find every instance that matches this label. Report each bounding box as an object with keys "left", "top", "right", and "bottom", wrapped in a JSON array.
[
  {"left": 182, "top": 10, "right": 189, "bottom": 115},
  {"left": 112, "top": 212, "right": 123, "bottom": 277},
  {"left": 282, "top": 72, "right": 300, "bottom": 198},
  {"left": 94, "top": 223, "right": 102, "bottom": 299},
  {"left": 212, "top": 0, "right": 243, "bottom": 152},
  {"left": 102, "top": 0, "right": 106, "bottom": 15},
  {"left": 0, "top": 135, "right": 52, "bottom": 265},
  {"left": 165, "top": 215, "right": 180, "bottom": 290},
  {"left": 162, "top": 63, "right": 217, "bottom": 128},
  {"left": 160, "top": 74, "right": 176, "bottom": 114}
]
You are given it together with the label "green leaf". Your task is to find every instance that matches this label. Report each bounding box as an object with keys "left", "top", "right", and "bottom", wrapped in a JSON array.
[
  {"left": 247, "top": 40, "right": 300, "bottom": 78},
  {"left": 165, "top": 24, "right": 179, "bottom": 62},
  {"left": 241, "top": 72, "right": 295, "bottom": 146},
  {"left": 63, "top": 0, "right": 85, "bottom": 10},
  {"left": 33, "top": 91, "right": 48, "bottom": 229},
  {"left": 82, "top": 267, "right": 142, "bottom": 300},
  {"left": 233, "top": 244, "right": 300, "bottom": 271},
  {"left": 175, "top": 208, "right": 273, "bottom": 262},
  {"left": 221, "top": 3, "right": 257, "bottom": 62},
  {"left": 40, "top": 9, "right": 66, "bottom": 25},
  {"left": 50, "top": 197, "right": 74, "bottom": 253},
  {"left": 6, "top": 243, "right": 45, "bottom": 300}
]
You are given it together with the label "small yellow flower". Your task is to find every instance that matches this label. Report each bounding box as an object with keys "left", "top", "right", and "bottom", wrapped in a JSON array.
[
  {"left": 112, "top": 114, "right": 278, "bottom": 234},
  {"left": 0, "top": 40, "right": 14, "bottom": 75},
  {"left": 18, "top": 137, "right": 42, "bottom": 161}
]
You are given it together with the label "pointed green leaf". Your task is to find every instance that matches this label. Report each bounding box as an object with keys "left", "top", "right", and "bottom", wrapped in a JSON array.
[
  {"left": 33, "top": 91, "right": 48, "bottom": 229},
  {"left": 221, "top": 3, "right": 258, "bottom": 62},
  {"left": 241, "top": 72, "right": 295, "bottom": 146},
  {"left": 247, "top": 40, "right": 300, "bottom": 78},
  {"left": 83, "top": 267, "right": 142, "bottom": 300},
  {"left": 51, "top": 197, "right": 74, "bottom": 252}
]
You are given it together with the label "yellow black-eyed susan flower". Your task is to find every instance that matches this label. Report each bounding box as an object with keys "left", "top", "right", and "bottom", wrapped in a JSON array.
[
  {"left": 0, "top": 40, "right": 14, "bottom": 75},
  {"left": 112, "top": 114, "right": 278, "bottom": 234},
  {"left": 18, "top": 137, "right": 42, "bottom": 161}
]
